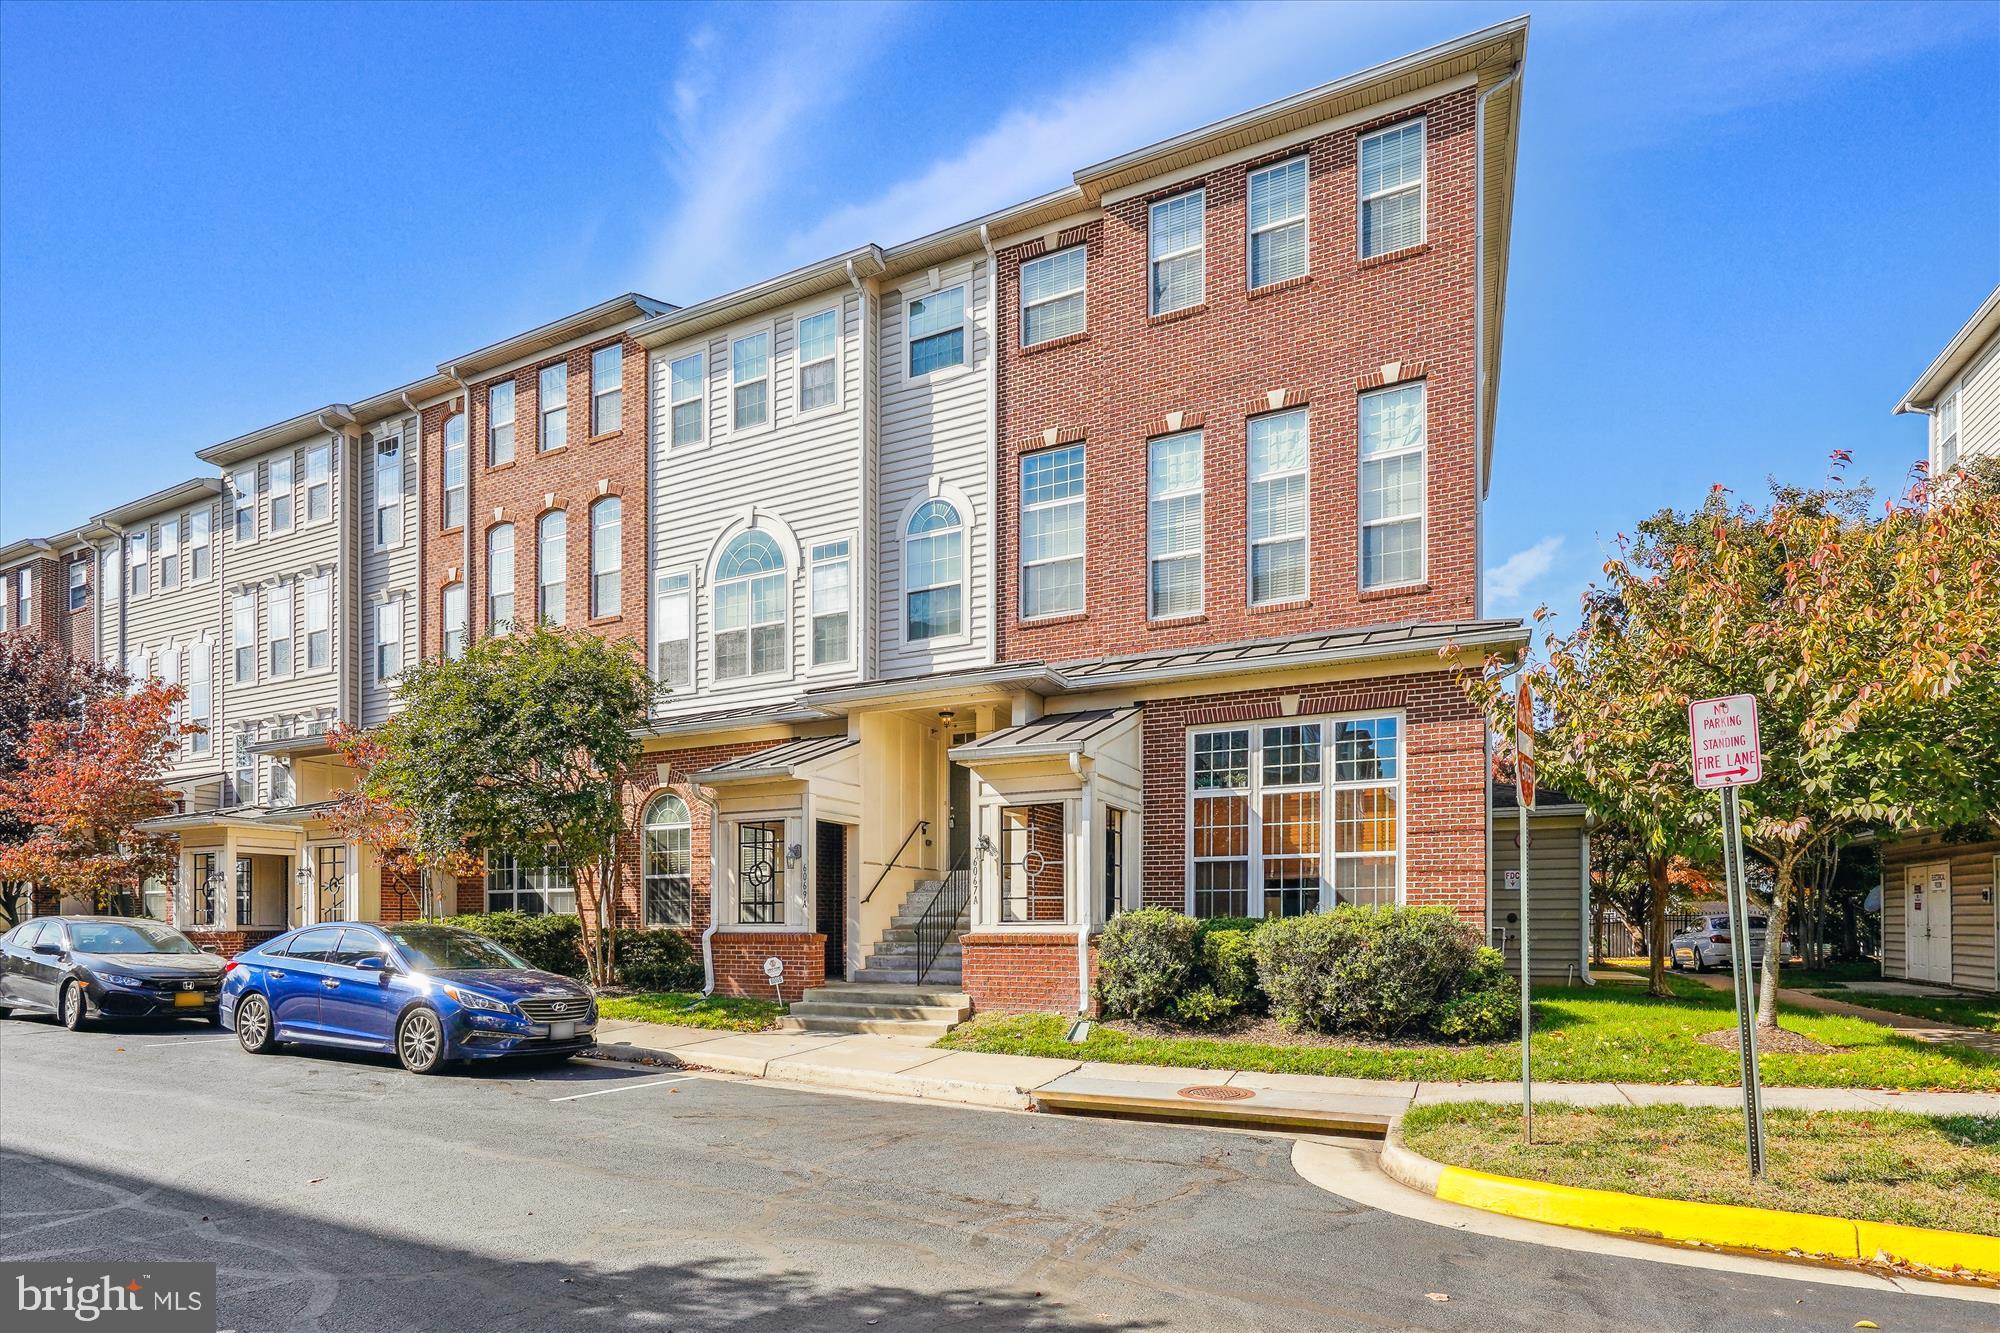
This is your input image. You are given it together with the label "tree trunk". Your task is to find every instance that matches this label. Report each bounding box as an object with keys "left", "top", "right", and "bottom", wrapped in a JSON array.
[
  {"left": 1590, "top": 900, "right": 1606, "bottom": 966},
  {"left": 573, "top": 860, "right": 616, "bottom": 990},
  {"left": 1647, "top": 853, "right": 1671, "bottom": 998},
  {"left": 1755, "top": 852, "right": 1796, "bottom": 1029}
]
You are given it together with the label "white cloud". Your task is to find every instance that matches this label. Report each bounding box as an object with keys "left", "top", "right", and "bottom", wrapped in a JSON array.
[{"left": 1486, "top": 535, "right": 1563, "bottom": 604}]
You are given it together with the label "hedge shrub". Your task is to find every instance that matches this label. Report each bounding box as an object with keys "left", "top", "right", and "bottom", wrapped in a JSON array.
[
  {"left": 1252, "top": 905, "right": 1485, "bottom": 1038},
  {"left": 1430, "top": 948, "right": 1519, "bottom": 1042},
  {"left": 1198, "top": 926, "right": 1263, "bottom": 1017},
  {"left": 1095, "top": 908, "right": 1202, "bottom": 1019},
  {"left": 612, "top": 926, "right": 702, "bottom": 991},
  {"left": 444, "top": 911, "right": 586, "bottom": 978}
]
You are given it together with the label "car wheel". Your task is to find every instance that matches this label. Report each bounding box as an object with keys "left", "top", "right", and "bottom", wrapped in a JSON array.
[
  {"left": 396, "top": 1008, "right": 446, "bottom": 1075},
  {"left": 0, "top": 1005, "right": 12, "bottom": 1018},
  {"left": 235, "top": 995, "right": 277, "bottom": 1054},
  {"left": 59, "top": 981, "right": 89, "bottom": 1031},
  {"left": 1689, "top": 952, "right": 1703, "bottom": 974}
]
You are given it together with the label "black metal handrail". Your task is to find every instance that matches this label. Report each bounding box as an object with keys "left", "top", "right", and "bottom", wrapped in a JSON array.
[
  {"left": 861, "top": 820, "right": 929, "bottom": 905},
  {"left": 915, "top": 852, "right": 972, "bottom": 985}
]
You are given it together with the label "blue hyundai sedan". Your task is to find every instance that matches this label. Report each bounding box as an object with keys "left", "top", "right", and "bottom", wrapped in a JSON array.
[{"left": 220, "top": 922, "right": 596, "bottom": 1074}]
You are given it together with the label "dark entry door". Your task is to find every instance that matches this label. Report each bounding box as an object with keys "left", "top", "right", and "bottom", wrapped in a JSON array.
[
  {"left": 947, "top": 732, "right": 974, "bottom": 869},
  {"left": 814, "top": 821, "right": 846, "bottom": 981}
]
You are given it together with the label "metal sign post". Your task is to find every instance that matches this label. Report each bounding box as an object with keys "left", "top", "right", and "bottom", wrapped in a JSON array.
[
  {"left": 1514, "top": 676, "right": 1536, "bottom": 1145},
  {"left": 1690, "top": 694, "right": 1768, "bottom": 1177}
]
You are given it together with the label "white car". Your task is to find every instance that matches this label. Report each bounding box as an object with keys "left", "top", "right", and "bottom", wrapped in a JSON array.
[{"left": 1670, "top": 914, "right": 1769, "bottom": 973}]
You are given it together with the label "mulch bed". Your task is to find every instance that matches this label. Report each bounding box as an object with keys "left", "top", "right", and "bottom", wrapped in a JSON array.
[{"left": 1696, "top": 1025, "right": 1837, "bottom": 1056}]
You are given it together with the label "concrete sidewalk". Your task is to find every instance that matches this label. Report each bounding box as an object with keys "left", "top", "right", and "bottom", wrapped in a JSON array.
[{"left": 588, "top": 1017, "right": 2000, "bottom": 1124}]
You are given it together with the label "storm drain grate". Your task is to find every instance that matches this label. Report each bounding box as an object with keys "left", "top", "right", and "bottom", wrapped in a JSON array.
[{"left": 1176, "top": 1084, "right": 1255, "bottom": 1102}]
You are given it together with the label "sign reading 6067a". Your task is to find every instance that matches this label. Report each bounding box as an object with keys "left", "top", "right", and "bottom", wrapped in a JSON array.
[{"left": 1689, "top": 694, "right": 1763, "bottom": 789}]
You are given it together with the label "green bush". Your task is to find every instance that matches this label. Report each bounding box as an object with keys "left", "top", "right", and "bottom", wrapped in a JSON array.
[
  {"left": 1170, "top": 986, "right": 1237, "bottom": 1028},
  {"left": 1431, "top": 947, "right": 1519, "bottom": 1042},
  {"left": 1195, "top": 915, "right": 1261, "bottom": 938},
  {"left": 613, "top": 927, "right": 701, "bottom": 991},
  {"left": 1095, "top": 908, "right": 1202, "bottom": 1019},
  {"left": 1199, "top": 927, "right": 1264, "bottom": 1016},
  {"left": 444, "top": 911, "right": 586, "bottom": 978},
  {"left": 1252, "top": 906, "right": 1485, "bottom": 1038}
]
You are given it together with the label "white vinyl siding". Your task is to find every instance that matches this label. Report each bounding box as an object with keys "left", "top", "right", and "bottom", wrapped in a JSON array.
[
  {"left": 488, "top": 381, "right": 515, "bottom": 467},
  {"left": 668, "top": 352, "right": 704, "bottom": 447},
  {"left": 590, "top": 496, "right": 620, "bottom": 619},
  {"left": 266, "top": 579, "right": 293, "bottom": 678},
  {"left": 537, "top": 509, "right": 567, "bottom": 626},
  {"left": 539, "top": 362, "right": 568, "bottom": 451},
  {"left": 1359, "top": 383, "right": 1426, "bottom": 588},
  {"left": 442, "top": 415, "right": 466, "bottom": 529},
  {"left": 907, "top": 285, "right": 967, "bottom": 377},
  {"left": 796, "top": 309, "right": 839, "bottom": 414},
  {"left": 1359, "top": 119, "right": 1425, "bottom": 258},
  {"left": 1021, "top": 443, "right": 1084, "bottom": 618},
  {"left": 1247, "top": 409, "right": 1309, "bottom": 604},
  {"left": 1020, "top": 246, "right": 1086, "bottom": 346},
  {"left": 304, "top": 574, "right": 330, "bottom": 671},
  {"left": 442, "top": 583, "right": 467, "bottom": 660},
  {"left": 358, "top": 411, "right": 421, "bottom": 727},
  {"left": 808, "top": 538, "right": 851, "bottom": 666},
  {"left": 486, "top": 523, "right": 514, "bottom": 631},
  {"left": 591, "top": 343, "right": 622, "bottom": 436},
  {"left": 1147, "top": 430, "right": 1203, "bottom": 619},
  {"left": 1149, "top": 190, "right": 1205, "bottom": 315},
  {"left": 373, "top": 438, "right": 403, "bottom": 547},
  {"left": 1248, "top": 156, "right": 1308, "bottom": 288},
  {"left": 731, "top": 330, "right": 771, "bottom": 431}
]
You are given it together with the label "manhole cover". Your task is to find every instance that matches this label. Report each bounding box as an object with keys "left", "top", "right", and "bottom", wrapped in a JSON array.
[{"left": 1177, "top": 1084, "right": 1255, "bottom": 1102}]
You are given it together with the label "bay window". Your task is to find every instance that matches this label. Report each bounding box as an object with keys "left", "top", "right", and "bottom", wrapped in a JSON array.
[{"left": 1358, "top": 382, "right": 1426, "bottom": 588}]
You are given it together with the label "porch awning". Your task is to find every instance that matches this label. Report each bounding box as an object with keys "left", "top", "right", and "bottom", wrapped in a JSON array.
[
  {"left": 689, "top": 734, "right": 857, "bottom": 784},
  {"left": 947, "top": 707, "right": 1139, "bottom": 763},
  {"left": 135, "top": 799, "right": 342, "bottom": 833}
]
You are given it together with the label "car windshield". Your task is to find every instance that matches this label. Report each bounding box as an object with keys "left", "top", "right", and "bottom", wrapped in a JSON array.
[
  {"left": 384, "top": 926, "right": 529, "bottom": 973},
  {"left": 66, "top": 921, "right": 200, "bottom": 955}
]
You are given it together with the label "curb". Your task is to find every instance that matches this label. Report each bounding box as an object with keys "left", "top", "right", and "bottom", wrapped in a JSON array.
[
  {"left": 587, "top": 1038, "right": 1042, "bottom": 1109},
  {"left": 1382, "top": 1121, "right": 2000, "bottom": 1281}
]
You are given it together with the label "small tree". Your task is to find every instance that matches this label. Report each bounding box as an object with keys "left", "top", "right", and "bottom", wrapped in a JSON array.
[
  {"left": 341, "top": 625, "right": 652, "bottom": 986},
  {"left": 325, "top": 724, "right": 481, "bottom": 918},
  {"left": 0, "top": 631, "right": 125, "bottom": 924},
  {"left": 0, "top": 680, "right": 185, "bottom": 915}
]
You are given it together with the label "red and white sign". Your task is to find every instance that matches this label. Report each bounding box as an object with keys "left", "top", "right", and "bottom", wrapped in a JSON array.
[
  {"left": 1689, "top": 694, "right": 1763, "bottom": 789},
  {"left": 1515, "top": 678, "right": 1537, "bottom": 809}
]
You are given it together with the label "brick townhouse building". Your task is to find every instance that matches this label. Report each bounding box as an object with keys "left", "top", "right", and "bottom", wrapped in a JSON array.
[
  {"left": 0, "top": 528, "right": 102, "bottom": 660},
  {"left": 7, "top": 19, "right": 1535, "bottom": 1024}
]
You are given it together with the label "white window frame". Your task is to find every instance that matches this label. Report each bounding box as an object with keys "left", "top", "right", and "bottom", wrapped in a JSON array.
[
  {"left": 156, "top": 514, "right": 181, "bottom": 591},
  {"left": 374, "top": 598, "right": 403, "bottom": 684},
  {"left": 303, "top": 443, "right": 332, "bottom": 524},
  {"left": 126, "top": 530, "right": 147, "bottom": 600},
  {"left": 653, "top": 568, "right": 693, "bottom": 692},
  {"left": 488, "top": 380, "right": 515, "bottom": 467},
  {"left": 441, "top": 582, "right": 467, "bottom": 661},
  {"left": 1148, "top": 189, "right": 1206, "bottom": 316},
  {"left": 1183, "top": 711, "right": 1406, "bottom": 920},
  {"left": 232, "top": 590, "right": 256, "bottom": 683},
  {"left": 667, "top": 351, "right": 705, "bottom": 448},
  {"left": 1358, "top": 382, "right": 1427, "bottom": 591},
  {"left": 642, "top": 794, "right": 694, "bottom": 927},
  {"left": 442, "top": 414, "right": 467, "bottom": 530},
  {"left": 711, "top": 530, "right": 788, "bottom": 682},
  {"left": 1019, "top": 443, "right": 1086, "bottom": 621},
  {"left": 1147, "top": 429, "right": 1204, "bottom": 620},
  {"left": 537, "top": 509, "right": 567, "bottom": 626},
  {"left": 102, "top": 544, "right": 120, "bottom": 607},
  {"left": 268, "top": 454, "right": 294, "bottom": 534},
  {"left": 266, "top": 579, "right": 294, "bottom": 679},
  {"left": 729, "top": 326, "right": 773, "bottom": 434},
  {"left": 13, "top": 568, "right": 30, "bottom": 628},
  {"left": 1246, "top": 155, "right": 1309, "bottom": 289},
  {"left": 794, "top": 307, "right": 841, "bottom": 416},
  {"left": 539, "top": 361, "right": 568, "bottom": 451},
  {"left": 905, "top": 284, "right": 968, "bottom": 380},
  {"left": 68, "top": 559, "right": 86, "bottom": 612},
  {"left": 304, "top": 574, "right": 331, "bottom": 672},
  {"left": 188, "top": 506, "right": 211, "bottom": 582},
  {"left": 231, "top": 728, "right": 255, "bottom": 806},
  {"left": 486, "top": 523, "right": 515, "bottom": 632},
  {"left": 902, "top": 496, "right": 967, "bottom": 645},
  {"left": 374, "top": 438, "right": 403, "bottom": 548},
  {"left": 1936, "top": 389, "right": 1960, "bottom": 473},
  {"left": 232, "top": 468, "right": 257, "bottom": 545},
  {"left": 186, "top": 639, "right": 212, "bottom": 756},
  {"left": 807, "top": 537, "right": 853, "bottom": 667},
  {"left": 589, "top": 496, "right": 621, "bottom": 620},
  {"left": 591, "top": 343, "right": 623, "bottom": 436},
  {"left": 156, "top": 645, "right": 181, "bottom": 754},
  {"left": 1247, "top": 408, "right": 1310, "bottom": 606},
  {"left": 1020, "top": 245, "right": 1087, "bottom": 347},
  {"left": 484, "top": 853, "right": 576, "bottom": 916},
  {"left": 1357, "top": 117, "right": 1426, "bottom": 260}
]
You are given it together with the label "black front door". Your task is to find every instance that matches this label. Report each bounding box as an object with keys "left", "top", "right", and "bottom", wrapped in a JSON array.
[
  {"left": 814, "top": 822, "right": 846, "bottom": 981},
  {"left": 947, "top": 732, "right": 974, "bottom": 869}
]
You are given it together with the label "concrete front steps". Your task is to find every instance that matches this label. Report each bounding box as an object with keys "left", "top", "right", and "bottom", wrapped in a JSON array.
[
  {"left": 849, "top": 877, "right": 970, "bottom": 988},
  {"left": 776, "top": 981, "right": 972, "bottom": 1039}
]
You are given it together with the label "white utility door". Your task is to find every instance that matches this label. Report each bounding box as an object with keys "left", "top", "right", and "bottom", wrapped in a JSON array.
[{"left": 1905, "top": 863, "right": 1953, "bottom": 984}]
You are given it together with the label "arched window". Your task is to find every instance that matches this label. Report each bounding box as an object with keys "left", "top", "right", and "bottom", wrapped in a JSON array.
[
  {"left": 905, "top": 499, "right": 963, "bottom": 641},
  {"left": 538, "top": 509, "right": 567, "bottom": 625},
  {"left": 485, "top": 524, "right": 514, "bottom": 631},
  {"left": 643, "top": 793, "right": 693, "bottom": 926},
  {"left": 714, "top": 530, "right": 786, "bottom": 680}
]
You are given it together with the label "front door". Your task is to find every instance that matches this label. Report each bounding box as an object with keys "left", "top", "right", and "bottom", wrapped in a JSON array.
[
  {"left": 947, "top": 731, "right": 974, "bottom": 870},
  {"left": 815, "top": 822, "right": 847, "bottom": 981},
  {"left": 1906, "top": 863, "right": 1953, "bottom": 983}
]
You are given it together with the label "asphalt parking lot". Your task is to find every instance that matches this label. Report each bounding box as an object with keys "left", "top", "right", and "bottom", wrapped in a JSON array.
[{"left": 3, "top": 1012, "right": 1994, "bottom": 1331}]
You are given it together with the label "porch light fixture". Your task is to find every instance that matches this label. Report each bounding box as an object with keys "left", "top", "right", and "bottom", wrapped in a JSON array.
[
  {"left": 937, "top": 708, "right": 955, "bottom": 727},
  {"left": 785, "top": 843, "right": 803, "bottom": 867}
]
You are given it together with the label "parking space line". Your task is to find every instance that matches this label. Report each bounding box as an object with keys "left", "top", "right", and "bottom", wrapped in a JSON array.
[
  {"left": 138, "top": 1036, "right": 236, "bottom": 1047},
  {"left": 549, "top": 1075, "right": 700, "bottom": 1102}
]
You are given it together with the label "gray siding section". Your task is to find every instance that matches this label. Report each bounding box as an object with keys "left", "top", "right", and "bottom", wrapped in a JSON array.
[
  {"left": 1488, "top": 813, "right": 1587, "bottom": 983},
  {"left": 1881, "top": 840, "right": 1999, "bottom": 993},
  {"left": 357, "top": 412, "right": 420, "bottom": 726}
]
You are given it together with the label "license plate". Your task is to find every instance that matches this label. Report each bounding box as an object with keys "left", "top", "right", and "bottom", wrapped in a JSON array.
[
  {"left": 549, "top": 1021, "right": 575, "bottom": 1040},
  {"left": 173, "top": 991, "right": 205, "bottom": 1008}
]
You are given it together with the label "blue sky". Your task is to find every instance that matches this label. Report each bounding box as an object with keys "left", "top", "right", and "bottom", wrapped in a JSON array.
[{"left": 2, "top": 1, "right": 1994, "bottom": 629}]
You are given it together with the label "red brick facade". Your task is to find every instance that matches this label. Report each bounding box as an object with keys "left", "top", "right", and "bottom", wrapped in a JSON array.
[
  {"left": 0, "top": 548, "right": 96, "bottom": 661},
  {"left": 994, "top": 89, "right": 1479, "bottom": 664},
  {"left": 961, "top": 933, "right": 1099, "bottom": 1014},
  {"left": 711, "top": 930, "right": 825, "bottom": 1002}
]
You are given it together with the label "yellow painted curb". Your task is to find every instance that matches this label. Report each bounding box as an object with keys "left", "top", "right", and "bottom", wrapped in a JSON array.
[{"left": 1433, "top": 1165, "right": 2000, "bottom": 1277}]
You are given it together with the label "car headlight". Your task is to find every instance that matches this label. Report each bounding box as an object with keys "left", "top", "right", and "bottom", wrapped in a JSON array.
[
  {"left": 98, "top": 973, "right": 148, "bottom": 988},
  {"left": 439, "top": 985, "right": 514, "bottom": 1014}
]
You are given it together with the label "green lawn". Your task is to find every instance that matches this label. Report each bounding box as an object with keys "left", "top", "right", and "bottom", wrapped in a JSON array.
[
  {"left": 1813, "top": 989, "right": 2000, "bottom": 1034},
  {"left": 597, "top": 992, "right": 782, "bottom": 1032},
  {"left": 938, "top": 978, "right": 2000, "bottom": 1090},
  {"left": 1400, "top": 1102, "right": 2000, "bottom": 1238}
]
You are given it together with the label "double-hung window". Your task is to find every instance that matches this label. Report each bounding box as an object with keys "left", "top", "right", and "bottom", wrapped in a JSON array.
[
  {"left": 905, "top": 500, "right": 964, "bottom": 641},
  {"left": 486, "top": 523, "right": 514, "bottom": 631},
  {"left": 539, "top": 362, "right": 568, "bottom": 450},
  {"left": 1247, "top": 409, "right": 1309, "bottom": 604},
  {"left": 730, "top": 331, "right": 770, "bottom": 430},
  {"left": 374, "top": 600, "right": 402, "bottom": 682},
  {"left": 1247, "top": 156, "right": 1308, "bottom": 287},
  {"left": 589, "top": 496, "right": 621, "bottom": 619},
  {"left": 1147, "top": 430, "right": 1203, "bottom": 618},
  {"left": 442, "top": 415, "right": 466, "bottom": 529},
  {"left": 103, "top": 545, "right": 120, "bottom": 607},
  {"left": 1020, "top": 444, "right": 1085, "bottom": 618},
  {"left": 796, "top": 309, "right": 839, "bottom": 413},
  {"left": 668, "top": 352, "right": 704, "bottom": 447},
  {"left": 488, "top": 381, "right": 515, "bottom": 467},
  {"left": 232, "top": 590, "right": 256, "bottom": 682},
  {"left": 907, "top": 286, "right": 966, "bottom": 377},
  {"left": 1937, "top": 391, "right": 1960, "bottom": 472},
  {"left": 441, "top": 582, "right": 467, "bottom": 661},
  {"left": 591, "top": 344, "right": 622, "bottom": 435},
  {"left": 1020, "top": 246, "right": 1086, "bottom": 346},
  {"left": 156, "top": 647, "right": 181, "bottom": 752},
  {"left": 232, "top": 468, "right": 256, "bottom": 543},
  {"left": 537, "top": 509, "right": 566, "bottom": 626},
  {"left": 714, "top": 531, "right": 785, "bottom": 680},
  {"left": 1188, "top": 715, "right": 1402, "bottom": 919},
  {"left": 188, "top": 507, "right": 211, "bottom": 580},
  {"left": 232, "top": 731, "right": 255, "bottom": 806},
  {"left": 304, "top": 574, "right": 330, "bottom": 670},
  {"left": 1358, "top": 383, "right": 1426, "bottom": 588},
  {"left": 186, "top": 640, "right": 211, "bottom": 755},
  {"left": 653, "top": 571, "right": 692, "bottom": 689},
  {"left": 808, "top": 539, "right": 851, "bottom": 665},
  {"left": 14, "top": 570, "right": 29, "bottom": 627},
  {"left": 304, "top": 444, "right": 331, "bottom": 522},
  {"left": 157, "top": 516, "right": 181, "bottom": 591},
  {"left": 642, "top": 795, "right": 693, "bottom": 926},
  {"left": 374, "top": 439, "right": 402, "bottom": 546},
  {"left": 68, "top": 559, "right": 86, "bottom": 612},
  {"left": 485, "top": 854, "right": 575, "bottom": 915},
  {"left": 267, "top": 580, "right": 293, "bottom": 678},
  {"left": 1149, "top": 190, "right": 1205, "bottom": 315},
  {"left": 1358, "top": 119, "right": 1425, "bottom": 258},
  {"left": 268, "top": 454, "right": 293, "bottom": 533},
  {"left": 126, "top": 530, "right": 147, "bottom": 599}
]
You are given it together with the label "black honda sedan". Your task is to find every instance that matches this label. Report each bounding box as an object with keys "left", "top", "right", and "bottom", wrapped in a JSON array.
[{"left": 0, "top": 916, "right": 225, "bottom": 1029}]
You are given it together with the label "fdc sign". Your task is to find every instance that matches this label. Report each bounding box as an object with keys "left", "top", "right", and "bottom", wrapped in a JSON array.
[{"left": 1689, "top": 694, "right": 1763, "bottom": 789}]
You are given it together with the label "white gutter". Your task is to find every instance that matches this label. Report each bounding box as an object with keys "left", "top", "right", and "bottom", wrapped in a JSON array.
[
  {"left": 1473, "top": 60, "right": 1522, "bottom": 526},
  {"left": 687, "top": 779, "right": 726, "bottom": 997},
  {"left": 979, "top": 223, "right": 1000, "bottom": 667},
  {"left": 1070, "top": 750, "right": 1092, "bottom": 1014},
  {"left": 848, "top": 257, "right": 876, "bottom": 681},
  {"left": 402, "top": 391, "right": 425, "bottom": 688}
]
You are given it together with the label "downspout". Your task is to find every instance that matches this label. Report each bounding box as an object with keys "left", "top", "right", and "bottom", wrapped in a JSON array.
[
  {"left": 847, "top": 257, "right": 874, "bottom": 681},
  {"left": 317, "top": 413, "right": 356, "bottom": 730},
  {"left": 1070, "top": 751, "right": 1091, "bottom": 1014},
  {"left": 1473, "top": 62, "right": 1522, "bottom": 613},
  {"left": 978, "top": 224, "right": 1000, "bottom": 666},
  {"left": 687, "top": 779, "right": 725, "bottom": 997}
]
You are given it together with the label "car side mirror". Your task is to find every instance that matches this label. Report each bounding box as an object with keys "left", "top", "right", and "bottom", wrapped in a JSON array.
[
  {"left": 355, "top": 955, "right": 390, "bottom": 973},
  {"left": 31, "top": 942, "right": 60, "bottom": 957},
  {"left": 199, "top": 945, "right": 222, "bottom": 955}
]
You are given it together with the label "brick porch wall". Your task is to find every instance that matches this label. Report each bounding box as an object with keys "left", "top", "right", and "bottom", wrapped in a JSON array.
[
  {"left": 713, "top": 930, "right": 825, "bottom": 1001},
  {"left": 961, "top": 933, "right": 1099, "bottom": 1014}
]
